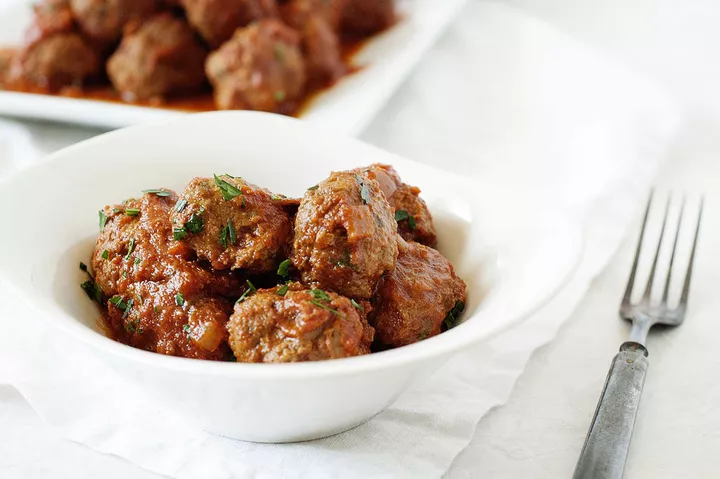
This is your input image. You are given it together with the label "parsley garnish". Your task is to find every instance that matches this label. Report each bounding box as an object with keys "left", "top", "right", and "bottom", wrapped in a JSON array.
[
  {"left": 101, "top": 250, "right": 109, "bottom": 260},
  {"left": 395, "top": 210, "right": 416, "bottom": 230},
  {"left": 277, "top": 259, "right": 291, "bottom": 278},
  {"left": 309, "top": 300, "right": 346, "bottom": 318},
  {"left": 175, "top": 292, "right": 185, "bottom": 306},
  {"left": 174, "top": 198, "right": 188, "bottom": 213},
  {"left": 99, "top": 210, "right": 109, "bottom": 231},
  {"left": 182, "top": 324, "right": 191, "bottom": 335},
  {"left": 134, "top": 257, "right": 141, "bottom": 266},
  {"left": 109, "top": 295, "right": 133, "bottom": 318},
  {"left": 124, "top": 238, "right": 135, "bottom": 260},
  {"left": 355, "top": 174, "right": 371, "bottom": 204},
  {"left": 307, "top": 185, "right": 319, "bottom": 191},
  {"left": 184, "top": 213, "right": 204, "bottom": 234},
  {"left": 125, "top": 208, "right": 141, "bottom": 217},
  {"left": 276, "top": 284, "right": 289, "bottom": 296},
  {"left": 219, "top": 220, "right": 237, "bottom": 248},
  {"left": 351, "top": 299, "right": 363, "bottom": 311},
  {"left": 81, "top": 279, "right": 102, "bottom": 302},
  {"left": 79, "top": 262, "right": 88, "bottom": 272},
  {"left": 443, "top": 301, "right": 466, "bottom": 330},
  {"left": 236, "top": 280, "right": 257, "bottom": 304},
  {"left": 214, "top": 174, "right": 243, "bottom": 201},
  {"left": 310, "top": 289, "right": 332, "bottom": 302},
  {"left": 173, "top": 227, "right": 188, "bottom": 240},
  {"left": 271, "top": 194, "right": 285, "bottom": 200},
  {"left": 142, "top": 189, "right": 172, "bottom": 197}
]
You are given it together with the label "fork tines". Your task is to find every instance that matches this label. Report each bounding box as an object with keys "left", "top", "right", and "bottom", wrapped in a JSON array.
[{"left": 621, "top": 192, "right": 704, "bottom": 314}]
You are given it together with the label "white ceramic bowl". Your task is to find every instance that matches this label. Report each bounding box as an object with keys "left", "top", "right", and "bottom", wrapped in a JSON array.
[{"left": 0, "top": 112, "right": 581, "bottom": 442}]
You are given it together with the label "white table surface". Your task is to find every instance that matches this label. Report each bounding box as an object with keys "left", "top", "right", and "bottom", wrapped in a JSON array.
[{"left": 4, "top": 0, "right": 720, "bottom": 477}]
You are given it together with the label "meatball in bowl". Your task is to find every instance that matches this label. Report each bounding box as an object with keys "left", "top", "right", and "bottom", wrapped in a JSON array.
[{"left": 0, "top": 112, "right": 581, "bottom": 442}]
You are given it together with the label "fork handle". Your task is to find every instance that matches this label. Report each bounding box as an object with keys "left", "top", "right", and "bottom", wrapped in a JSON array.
[{"left": 573, "top": 342, "right": 649, "bottom": 479}]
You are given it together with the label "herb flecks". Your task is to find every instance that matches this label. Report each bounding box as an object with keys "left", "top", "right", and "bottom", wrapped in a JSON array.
[
  {"left": 355, "top": 174, "right": 371, "bottom": 204},
  {"left": 173, "top": 227, "right": 188, "bottom": 240},
  {"left": 142, "top": 189, "right": 172, "bottom": 197},
  {"left": 185, "top": 214, "right": 204, "bottom": 234},
  {"left": 125, "top": 208, "right": 141, "bottom": 217},
  {"left": 236, "top": 280, "right": 257, "bottom": 304},
  {"left": 277, "top": 259, "right": 291, "bottom": 278},
  {"left": 175, "top": 292, "right": 185, "bottom": 306},
  {"left": 79, "top": 262, "right": 88, "bottom": 272},
  {"left": 351, "top": 299, "right": 363, "bottom": 311},
  {"left": 309, "top": 299, "right": 346, "bottom": 318},
  {"left": 214, "top": 174, "right": 243, "bottom": 201},
  {"left": 274, "top": 90, "right": 286, "bottom": 102},
  {"left": 101, "top": 250, "right": 109, "bottom": 260},
  {"left": 443, "top": 301, "right": 466, "bottom": 330},
  {"left": 124, "top": 238, "right": 135, "bottom": 260},
  {"left": 310, "top": 289, "right": 332, "bottom": 302},
  {"left": 219, "top": 220, "right": 236, "bottom": 249},
  {"left": 395, "top": 210, "right": 416, "bottom": 230},
  {"left": 99, "top": 210, "right": 109, "bottom": 231},
  {"left": 182, "top": 324, "right": 192, "bottom": 335},
  {"left": 276, "top": 284, "right": 289, "bottom": 296},
  {"left": 81, "top": 279, "right": 102, "bottom": 303},
  {"left": 109, "top": 295, "right": 133, "bottom": 318},
  {"left": 174, "top": 198, "right": 188, "bottom": 213},
  {"left": 307, "top": 185, "right": 319, "bottom": 191}
]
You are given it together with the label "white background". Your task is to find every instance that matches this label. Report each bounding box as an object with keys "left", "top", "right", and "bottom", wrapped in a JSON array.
[{"left": 3, "top": 0, "right": 720, "bottom": 477}]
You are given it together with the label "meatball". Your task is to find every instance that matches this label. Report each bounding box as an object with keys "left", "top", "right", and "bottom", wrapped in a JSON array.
[
  {"left": 292, "top": 170, "right": 398, "bottom": 299},
  {"left": 357, "top": 164, "right": 436, "bottom": 246},
  {"left": 25, "top": 0, "right": 75, "bottom": 44},
  {"left": 227, "top": 283, "right": 374, "bottom": 362},
  {"left": 92, "top": 191, "right": 242, "bottom": 359},
  {"left": 342, "top": 0, "right": 395, "bottom": 34},
  {"left": 281, "top": 0, "right": 346, "bottom": 30},
  {"left": 106, "top": 281, "right": 234, "bottom": 360},
  {"left": 11, "top": 33, "right": 100, "bottom": 90},
  {"left": 371, "top": 239, "right": 466, "bottom": 347},
  {"left": 107, "top": 14, "right": 208, "bottom": 101},
  {"left": 169, "top": 175, "right": 293, "bottom": 272},
  {"left": 180, "top": 0, "right": 277, "bottom": 48},
  {"left": 70, "top": 0, "right": 160, "bottom": 44},
  {"left": 206, "top": 19, "right": 305, "bottom": 112}
]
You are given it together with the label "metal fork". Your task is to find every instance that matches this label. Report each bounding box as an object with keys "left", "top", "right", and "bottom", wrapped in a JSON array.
[{"left": 573, "top": 193, "right": 704, "bottom": 479}]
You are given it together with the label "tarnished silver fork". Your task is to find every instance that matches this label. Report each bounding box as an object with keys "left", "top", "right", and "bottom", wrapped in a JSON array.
[{"left": 573, "top": 193, "right": 704, "bottom": 479}]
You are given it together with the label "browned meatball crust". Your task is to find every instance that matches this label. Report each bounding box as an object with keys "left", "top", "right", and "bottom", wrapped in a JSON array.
[
  {"left": 371, "top": 239, "right": 466, "bottom": 347},
  {"left": 342, "top": 0, "right": 395, "bottom": 34},
  {"left": 107, "top": 14, "right": 208, "bottom": 101},
  {"left": 92, "top": 191, "right": 242, "bottom": 359},
  {"left": 227, "top": 283, "right": 374, "bottom": 362},
  {"left": 11, "top": 33, "right": 100, "bottom": 90},
  {"left": 281, "top": 0, "right": 346, "bottom": 84},
  {"left": 358, "top": 164, "right": 437, "bottom": 247},
  {"left": 291, "top": 170, "right": 398, "bottom": 299},
  {"left": 70, "top": 0, "right": 160, "bottom": 44},
  {"left": 180, "top": 0, "right": 277, "bottom": 48},
  {"left": 25, "top": 0, "right": 75, "bottom": 43},
  {"left": 205, "top": 19, "right": 305, "bottom": 112},
  {"left": 170, "top": 175, "right": 293, "bottom": 272}
]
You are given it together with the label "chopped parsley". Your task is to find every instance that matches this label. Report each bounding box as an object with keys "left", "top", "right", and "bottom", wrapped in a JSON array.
[
  {"left": 309, "top": 299, "right": 346, "bottom": 318},
  {"left": 175, "top": 292, "right": 185, "bottom": 306},
  {"left": 351, "top": 299, "right": 363, "bottom": 311},
  {"left": 101, "top": 250, "right": 109, "bottom": 260},
  {"left": 277, "top": 259, "right": 291, "bottom": 278},
  {"left": 307, "top": 185, "right": 319, "bottom": 191},
  {"left": 122, "top": 271, "right": 128, "bottom": 279},
  {"left": 174, "top": 198, "right": 188, "bottom": 213},
  {"left": 142, "top": 189, "right": 172, "bottom": 197},
  {"left": 182, "top": 324, "right": 191, "bottom": 335},
  {"left": 395, "top": 210, "right": 416, "bottom": 230},
  {"left": 124, "top": 238, "right": 135, "bottom": 260},
  {"left": 109, "top": 295, "right": 132, "bottom": 318},
  {"left": 125, "top": 319, "right": 142, "bottom": 334},
  {"left": 236, "top": 280, "right": 257, "bottom": 304},
  {"left": 125, "top": 208, "right": 141, "bottom": 217},
  {"left": 214, "top": 174, "right": 243, "bottom": 201},
  {"left": 274, "top": 90, "right": 286, "bottom": 102},
  {"left": 276, "top": 284, "right": 289, "bottom": 296},
  {"left": 81, "top": 279, "right": 102, "bottom": 303},
  {"left": 355, "top": 174, "right": 371, "bottom": 204},
  {"left": 219, "top": 220, "right": 237, "bottom": 249},
  {"left": 99, "top": 210, "right": 109, "bottom": 231},
  {"left": 79, "top": 262, "right": 88, "bottom": 272},
  {"left": 310, "top": 289, "right": 332, "bottom": 302},
  {"left": 443, "top": 301, "right": 466, "bottom": 330},
  {"left": 134, "top": 257, "right": 141, "bottom": 266},
  {"left": 173, "top": 227, "right": 188, "bottom": 240},
  {"left": 271, "top": 194, "right": 285, "bottom": 201},
  {"left": 184, "top": 213, "right": 204, "bottom": 234}
]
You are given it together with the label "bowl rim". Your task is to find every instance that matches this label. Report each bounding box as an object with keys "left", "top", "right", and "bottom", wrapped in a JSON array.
[{"left": 0, "top": 111, "right": 583, "bottom": 379}]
